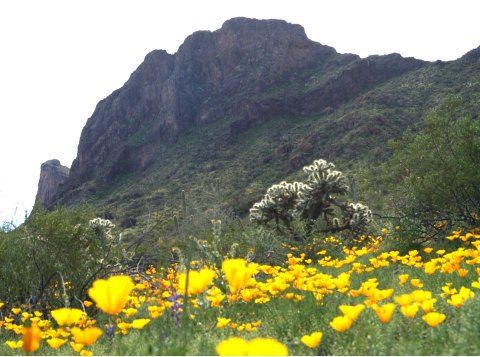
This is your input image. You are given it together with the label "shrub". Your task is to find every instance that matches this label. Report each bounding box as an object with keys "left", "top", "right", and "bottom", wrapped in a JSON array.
[
  {"left": 0, "top": 204, "right": 132, "bottom": 307},
  {"left": 384, "top": 97, "right": 480, "bottom": 241}
]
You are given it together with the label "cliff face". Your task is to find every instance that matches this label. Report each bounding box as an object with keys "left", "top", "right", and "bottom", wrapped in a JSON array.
[
  {"left": 35, "top": 160, "right": 70, "bottom": 208},
  {"left": 66, "top": 17, "right": 425, "bottom": 190}
]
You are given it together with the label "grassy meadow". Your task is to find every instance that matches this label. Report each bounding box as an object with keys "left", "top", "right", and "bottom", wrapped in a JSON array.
[{"left": 2, "top": 224, "right": 480, "bottom": 355}]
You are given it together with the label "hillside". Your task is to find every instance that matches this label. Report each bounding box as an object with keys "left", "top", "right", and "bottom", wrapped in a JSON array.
[{"left": 39, "top": 17, "right": 480, "bottom": 229}]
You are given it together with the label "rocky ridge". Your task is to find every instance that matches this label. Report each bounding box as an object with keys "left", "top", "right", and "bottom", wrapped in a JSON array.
[
  {"left": 64, "top": 18, "right": 423, "bottom": 190},
  {"left": 36, "top": 17, "right": 480, "bottom": 218}
]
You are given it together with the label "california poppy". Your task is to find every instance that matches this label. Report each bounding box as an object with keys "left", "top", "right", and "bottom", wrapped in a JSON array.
[
  {"left": 88, "top": 275, "right": 134, "bottom": 315},
  {"left": 22, "top": 322, "right": 41, "bottom": 353},
  {"left": 51, "top": 308, "right": 85, "bottom": 326},
  {"left": 372, "top": 303, "right": 396, "bottom": 323},
  {"left": 71, "top": 327, "right": 103, "bottom": 346},
  {"left": 301, "top": 331, "right": 323, "bottom": 348},
  {"left": 330, "top": 315, "right": 353, "bottom": 332},
  {"left": 422, "top": 312, "right": 446, "bottom": 327},
  {"left": 47, "top": 338, "right": 67, "bottom": 350},
  {"left": 178, "top": 268, "right": 216, "bottom": 296},
  {"left": 222, "top": 259, "right": 258, "bottom": 294},
  {"left": 338, "top": 304, "right": 365, "bottom": 321}
]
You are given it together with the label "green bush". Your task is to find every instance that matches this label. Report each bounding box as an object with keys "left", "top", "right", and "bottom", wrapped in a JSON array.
[
  {"left": 0, "top": 204, "right": 132, "bottom": 307},
  {"left": 383, "top": 96, "right": 480, "bottom": 241}
]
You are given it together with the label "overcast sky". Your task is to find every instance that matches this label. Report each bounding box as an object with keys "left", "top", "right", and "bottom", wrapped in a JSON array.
[{"left": 1, "top": 0, "right": 479, "bottom": 224}]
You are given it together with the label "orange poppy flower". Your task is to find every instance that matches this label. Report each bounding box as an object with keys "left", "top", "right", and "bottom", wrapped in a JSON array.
[
  {"left": 22, "top": 322, "right": 41, "bottom": 353},
  {"left": 71, "top": 327, "right": 103, "bottom": 346}
]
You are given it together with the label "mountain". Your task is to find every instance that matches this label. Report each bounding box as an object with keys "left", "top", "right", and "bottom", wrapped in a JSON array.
[{"left": 38, "top": 17, "right": 480, "bottom": 226}]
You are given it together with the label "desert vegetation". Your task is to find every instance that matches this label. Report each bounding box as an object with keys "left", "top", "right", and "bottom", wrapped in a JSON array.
[{"left": 1, "top": 98, "right": 480, "bottom": 355}]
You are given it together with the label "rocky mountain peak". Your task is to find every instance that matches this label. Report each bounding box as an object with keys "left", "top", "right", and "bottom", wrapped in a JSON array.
[{"left": 57, "top": 17, "right": 426, "bottom": 207}]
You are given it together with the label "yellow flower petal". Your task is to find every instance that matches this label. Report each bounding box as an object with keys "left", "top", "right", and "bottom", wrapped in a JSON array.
[
  {"left": 338, "top": 304, "right": 365, "bottom": 321},
  {"left": 247, "top": 338, "right": 288, "bottom": 356},
  {"left": 131, "top": 318, "right": 150, "bottom": 329},
  {"left": 51, "top": 308, "right": 85, "bottom": 326},
  {"left": 71, "top": 327, "right": 103, "bottom": 346},
  {"left": 88, "top": 275, "right": 134, "bottom": 315},
  {"left": 422, "top": 312, "right": 446, "bottom": 327},
  {"left": 330, "top": 315, "right": 353, "bottom": 332},
  {"left": 216, "top": 337, "right": 248, "bottom": 356},
  {"left": 372, "top": 303, "right": 396, "bottom": 323},
  {"left": 47, "top": 338, "right": 67, "bottom": 350},
  {"left": 222, "top": 259, "right": 258, "bottom": 294}
]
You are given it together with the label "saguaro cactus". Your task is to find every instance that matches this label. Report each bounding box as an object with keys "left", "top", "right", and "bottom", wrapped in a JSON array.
[{"left": 249, "top": 159, "right": 372, "bottom": 235}]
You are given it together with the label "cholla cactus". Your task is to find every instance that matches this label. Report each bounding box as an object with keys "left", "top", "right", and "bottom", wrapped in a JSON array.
[
  {"left": 250, "top": 159, "right": 372, "bottom": 235},
  {"left": 89, "top": 217, "right": 117, "bottom": 245},
  {"left": 249, "top": 181, "right": 305, "bottom": 230},
  {"left": 344, "top": 203, "right": 373, "bottom": 227},
  {"left": 295, "top": 159, "right": 349, "bottom": 222}
]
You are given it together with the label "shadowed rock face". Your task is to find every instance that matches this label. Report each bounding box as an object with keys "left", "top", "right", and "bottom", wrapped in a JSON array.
[
  {"left": 36, "top": 160, "right": 70, "bottom": 208},
  {"left": 59, "top": 17, "right": 426, "bottom": 204}
]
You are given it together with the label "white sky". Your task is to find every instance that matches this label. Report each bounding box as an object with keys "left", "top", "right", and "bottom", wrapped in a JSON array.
[{"left": 1, "top": 0, "right": 479, "bottom": 224}]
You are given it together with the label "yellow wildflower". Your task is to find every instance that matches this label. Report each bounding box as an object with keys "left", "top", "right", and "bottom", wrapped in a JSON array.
[
  {"left": 222, "top": 259, "right": 258, "bottom": 294},
  {"left": 457, "top": 268, "right": 469, "bottom": 278},
  {"left": 71, "top": 327, "right": 103, "bottom": 346},
  {"left": 216, "top": 337, "right": 288, "bottom": 356},
  {"left": 5, "top": 340, "right": 23, "bottom": 349},
  {"left": 398, "top": 274, "right": 409, "bottom": 286},
  {"left": 410, "top": 279, "right": 424, "bottom": 288},
  {"left": 400, "top": 304, "right": 419, "bottom": 318},
  {"left": 330, "top": 315, "right": 353, "bottom": 332},
  {"left": 88, "top": 275, "right": 134, "bottom": 315},
  {"left": 83, "top": 300, "right": 93, "bottom": 308},
  {"left": 394, "top": 294, "right": 413, "bottom": 306},
  {"left": 421, "top": 298, "right": 437, "bottom": 313},
  {"left": 372, "top": 303, "right": 396, "bottom": 323},
  {"left": 178, "top": 267, "right": 216, "bottom": 296},
  {"left": 47, "top": 338, "right": 67, "bottom": 350},
  {"left": 70, "top": 342, "right": 85, "bottom": 353},
  {"left": 301, "top": 332, "right": 323, "bottom": 348},
  {"left": 411, "top": 290, "right": 432, "bottom": 303},
  {"left": 246, "top": 338, "right": 288, "bottom": 356},
  {"left": 51, "top": 308, "right": 85, "bottom": 326},
  {"left": 122, "top": 308, "right": 138, "bottom": 318},
  {"left": 422, "top": 312, "right": 446, "bottom": 327},
  {"left": 338, "top": 304, "right": 365, "bottom": 322},
  {"left": 131, "top": 318, "right": 150, "bottom": 329}
]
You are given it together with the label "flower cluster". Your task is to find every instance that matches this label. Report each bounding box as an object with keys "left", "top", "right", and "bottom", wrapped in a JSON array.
[{"left": 2, "top": 227, "right": 480, "bottom": 354}]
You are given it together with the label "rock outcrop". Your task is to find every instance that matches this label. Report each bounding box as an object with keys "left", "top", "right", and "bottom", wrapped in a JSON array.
[
  {"left": 65, "top": 17, "right": 425, "bottom": 192},
  {"left": 35, "top": 160, "right": 70, "bottom": 208}
]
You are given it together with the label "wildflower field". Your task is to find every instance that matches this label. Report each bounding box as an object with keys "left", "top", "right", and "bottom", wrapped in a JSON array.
[{"left": 2, "top": 225, "right": 480, "bottom": 355}]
